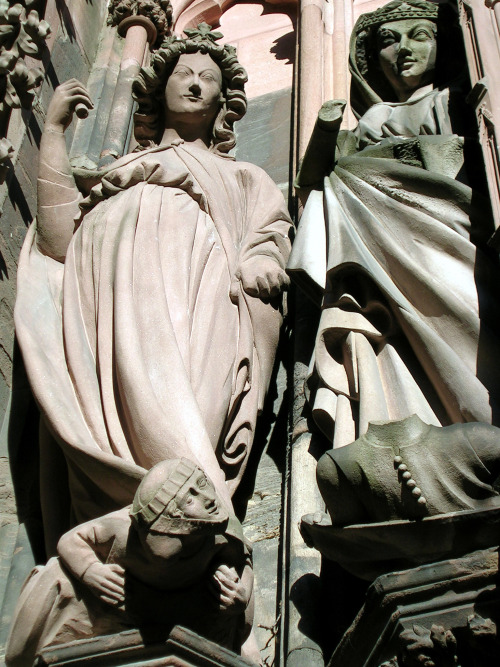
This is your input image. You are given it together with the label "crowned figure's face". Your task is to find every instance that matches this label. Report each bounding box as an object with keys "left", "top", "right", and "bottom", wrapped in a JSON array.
[
  {"left": 376, "top": 18, "right": 437, "bottom": 101},
  {"left": 164, "top": 52, "right": 224, "bottom": 128}
]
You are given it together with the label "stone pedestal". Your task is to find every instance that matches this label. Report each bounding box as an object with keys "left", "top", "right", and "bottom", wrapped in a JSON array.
[
  {"left": 36, "top": 626, "right": 253, "bottom": 667},
  {"left": 328, "top": 548, "right": 500, "bottom": 667}
]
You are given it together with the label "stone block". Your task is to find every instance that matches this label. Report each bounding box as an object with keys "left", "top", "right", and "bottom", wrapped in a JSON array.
[
  {"left": 328, "top": 547, "right": 500, "bottom": 667},
  {"left": 45, "top": 0, "right": 107, "bottom": 73},
  {"left": 36, "top": 626, "right": 253, "bottom": 666}
]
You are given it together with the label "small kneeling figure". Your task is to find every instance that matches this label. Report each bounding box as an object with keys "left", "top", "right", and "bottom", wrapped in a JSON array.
[{"left": 6, "top": 459, "right": 254, "bottom": 666}]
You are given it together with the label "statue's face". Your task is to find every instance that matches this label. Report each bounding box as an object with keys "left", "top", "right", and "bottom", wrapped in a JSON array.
[
  {"left": 174, "top": 468, "right": 226, "bottom": 522},
  {"left": 137, "top": 467, "right": 228, "bottom": 557},
  {"left": 164, "top": 52, "right": 223, "bottom": 124},
  {"left": 376, "top": 19, "right": 437, "bottom": 100}
]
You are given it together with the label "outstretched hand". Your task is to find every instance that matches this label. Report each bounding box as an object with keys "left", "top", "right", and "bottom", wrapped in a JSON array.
[
  {"left": 232, "top": 256, "right": 290, "bottom": 300},
  {"left": 82, "top": 562, "right": 125, "bottom": 607},
  {"left": 210, "top": 564, "right": 248, "bottom": 615},
  {"left": 45, "top": 78, "right": 93, "bottom": 133}
]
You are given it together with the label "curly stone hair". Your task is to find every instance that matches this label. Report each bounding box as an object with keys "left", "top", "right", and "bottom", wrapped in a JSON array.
[{"left": 132, "top": 25, "right": 248, "bottom": 156}]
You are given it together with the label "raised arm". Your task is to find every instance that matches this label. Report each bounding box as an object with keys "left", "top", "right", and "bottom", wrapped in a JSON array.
[{"left": 37, "top": 79, "right": 93, "bottom": 262}]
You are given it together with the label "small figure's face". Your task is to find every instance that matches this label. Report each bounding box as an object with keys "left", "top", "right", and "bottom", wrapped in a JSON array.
[
  {"left": 164, "top": 52, "right": 224, "bottom": 125},
  {"left": 376, "top": 19, "right": 437, "bottom": 100},
  {"left": 136, "top": 468, "right": 227, "bottom": 558},
  {"left": 175, "top": 468, "right": 225, "bottom": 522}
]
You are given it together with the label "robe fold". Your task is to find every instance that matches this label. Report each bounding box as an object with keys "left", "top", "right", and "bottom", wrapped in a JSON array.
[
  {"left": 288, "top": 87, "right": 500, "bottom": 447},
  {"left": 15, "top": 142, "right": 291, "bottom": 541}
]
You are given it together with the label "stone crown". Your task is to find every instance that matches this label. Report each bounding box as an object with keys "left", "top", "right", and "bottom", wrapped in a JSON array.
[{"left": 356, "top": 0, "right": 439, "bottom": 33}]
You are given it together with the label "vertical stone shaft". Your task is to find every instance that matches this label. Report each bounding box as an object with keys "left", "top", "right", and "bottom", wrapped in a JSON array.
[
  {"left": 285, "top": 292, "right": 324, "bottom": 667},
  {"left": 99, "top": 18, "right": 156, "bottom": 167},
  {"left": 298, "top": 0, "right": 324, "bottom": 158}
]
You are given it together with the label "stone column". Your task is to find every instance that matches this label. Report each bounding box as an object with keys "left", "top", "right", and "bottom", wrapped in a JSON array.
[
  {"left": 486, "top": 0, "right": 500, "bottom": 32},
  {"left": 285, "top": 1, "right": 333, "bottom": 664},
  {"left": 298, "top": 0, "right": 324, "bottom": 159},
  {"left": 284, "top": 289, "right": 324, "bottom": 667},
  {"left": 98, "top": 16, "right": 157, "bottom": 167},
  {"left": 459, "top": 0, "right": 500, "bottom": 245}
]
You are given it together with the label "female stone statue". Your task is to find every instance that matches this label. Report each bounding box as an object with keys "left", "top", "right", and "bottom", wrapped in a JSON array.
[
  {"left": 15, "top": 25, "right": 291, "bottom": 551},
  {"left": 288, "top": 0, "right": 500, "bottom": 448}
]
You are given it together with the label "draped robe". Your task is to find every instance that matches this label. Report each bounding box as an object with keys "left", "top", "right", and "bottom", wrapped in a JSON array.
[
  {"left": 288, "top": 87, "right": 500, "bottom": 447},
  {"left": 15, "top": 142, "right": 291, "bottom": 544}
]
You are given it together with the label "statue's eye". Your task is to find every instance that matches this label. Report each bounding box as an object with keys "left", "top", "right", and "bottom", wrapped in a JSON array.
[
  {"left": 378, "top": 32, "right": 396, "bottom": 48},
  {"left": 198, "top": 476, "right": 207, "bottom": 488},
  {"left": 186, "top": 496, "right": 194, "bottom": 505},
  {"left": 413, "top": 29, "right": 433, "bottom": 40}
]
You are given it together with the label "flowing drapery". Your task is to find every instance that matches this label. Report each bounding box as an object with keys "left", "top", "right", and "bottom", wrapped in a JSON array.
[
  {"left": 16, "top": 142, "right": 291, "bottom": 543},
  {"left": 288, "top": 88, "right": 500, "bottom": 447}
]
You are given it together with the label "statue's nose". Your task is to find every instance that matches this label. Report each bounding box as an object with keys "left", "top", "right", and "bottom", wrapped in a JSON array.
[
  {"left": 189, "top": 75, "right": 201, "bottom": 94},
  {"left": 398, "top": 35, "right": 412, "bottom": 55},
  {"left": 201, "top": 488, "right": 216, "bottom": 505}
]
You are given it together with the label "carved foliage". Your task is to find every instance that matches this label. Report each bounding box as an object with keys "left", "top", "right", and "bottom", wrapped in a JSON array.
[
  {"left": 0, "top": 1, "right": 49, "bottom": 111},
  {"left": 380, "top": 615, "right": 499, "bottom": 667},
  {"left": 107, "top": 0, "right": 172, "bottom": 43},
  {"left": 397, "top": 625, "right": 458, "bottom": 667},
  {"left": 0, "top": 1, "right": 50, "bottom": 177}
]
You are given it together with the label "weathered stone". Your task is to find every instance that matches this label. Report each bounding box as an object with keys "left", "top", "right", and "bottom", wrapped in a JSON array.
[
  {"left": 288, "top": 0, "right": 500, "bottom": 448},
  {"left": 10, "top": 22, "right": 292, "bottom": 666},
  {"left": 6, "top": 460, "right": 254, "bottom": 666},
  {"left": 36, "top": 625, "right": 254, "bottom": 666},
  {"left": 328, "top": 548, "right": 500, "bottom": 667}
]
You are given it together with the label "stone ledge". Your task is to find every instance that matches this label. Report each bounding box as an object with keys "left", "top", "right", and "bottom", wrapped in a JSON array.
[{"left": 36, "top": 626, "right": 254, "bottom": 667}]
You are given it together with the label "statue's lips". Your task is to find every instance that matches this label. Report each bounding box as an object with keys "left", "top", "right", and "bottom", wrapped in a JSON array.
[
  {"left": 183, "top": 95, "right": 202, "bottom": 102},
  {"left": 399, "top": 59, "right": 417, "bottom": 71},
  {"left": 206, "top": 502, "right": 219, "bottom": 515}
]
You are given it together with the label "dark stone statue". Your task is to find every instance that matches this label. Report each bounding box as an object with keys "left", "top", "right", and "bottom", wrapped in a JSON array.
[
  {"left": 316, "top": 415, "right": 500, "bottom": 525},
  {"left": 288, "top": 0, "right": 500, "bottom": 448},
  {"left": 301, "top": 416, "right": 500, "bottom": 579}
]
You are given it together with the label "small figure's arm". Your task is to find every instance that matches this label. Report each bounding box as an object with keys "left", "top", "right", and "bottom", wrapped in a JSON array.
[
  {"left": 37, "top": 79, "right": 93, "bottom": 262},
  {"left": 57, "top": 512, "right": 127, "bottom": 607},
  {"left": 208, "top": 535, "right": 253, "bottom": 616}
]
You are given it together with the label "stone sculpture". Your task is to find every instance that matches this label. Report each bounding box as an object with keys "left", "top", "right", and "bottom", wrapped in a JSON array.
[
  {"left": 301, "top": 415, "right": 500, "bottom": 578},
  {"left": 0, "top": 1, "right": 50, "bottom": 184},
  {"left": 288, "top": 0, "right": 500, "bottom": 448},
  {"left": 5, "top": 459, "right": 255, "bottom": 666},
  {"left": 315, "top": 415, "right": 500, "bottom": 525},
  {"left": 14, "top": 25, "right": 292, "bottom": 552}
]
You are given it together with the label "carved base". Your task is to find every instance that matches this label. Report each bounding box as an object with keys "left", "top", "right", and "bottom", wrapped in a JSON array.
[
  {"left": 328, "top": 547, "right": 500, "bottom": 667},
  {"left": 35, "top": 626, "right": 253, "bottom": 667}
]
